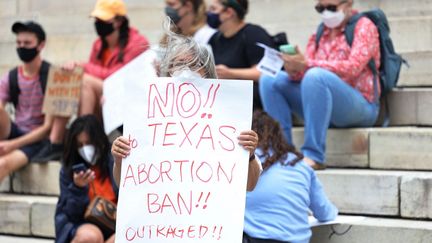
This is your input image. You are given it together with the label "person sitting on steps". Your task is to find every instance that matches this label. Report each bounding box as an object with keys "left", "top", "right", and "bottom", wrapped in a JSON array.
[{"left": 0, "top": 21, "right": 53, "bottom": 182}]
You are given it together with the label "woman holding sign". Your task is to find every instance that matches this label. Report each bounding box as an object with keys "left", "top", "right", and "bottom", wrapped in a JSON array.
[
  {"left": 111, "top": 29, "right": 261, "bottom": 191},
  {"left": 243, "top": 110, "right": 338, "bottom": 243},
  {"left": 55, "top": 115, "right": 118, "bottom": 243}
]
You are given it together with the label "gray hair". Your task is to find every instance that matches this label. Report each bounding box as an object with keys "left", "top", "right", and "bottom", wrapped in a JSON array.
[{"left": 159, "top": 18, "right": 217, "bottom": 79}]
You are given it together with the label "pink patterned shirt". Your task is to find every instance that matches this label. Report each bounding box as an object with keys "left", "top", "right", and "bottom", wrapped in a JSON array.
[
  {"left": 0, "top": 67, "right": 45, "bottom": 132},
  {"left": 302, "top": 16, "right": 381, "bottom": 103}
]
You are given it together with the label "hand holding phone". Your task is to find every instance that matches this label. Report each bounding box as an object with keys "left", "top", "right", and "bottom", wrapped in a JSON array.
[
  {"left": 72, "top": 163, "right": 87, "bottom": 173},
  {"left": 279, "top": 44, "right": 297, "bottom": 55},
  {"left": 73, "top": 165, "right": 95, "bottom": 188}
]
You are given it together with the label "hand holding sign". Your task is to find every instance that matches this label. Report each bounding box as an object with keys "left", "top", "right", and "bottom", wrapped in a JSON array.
[{"left": 116, "top": 77, "right": 253, "bottom": 243}]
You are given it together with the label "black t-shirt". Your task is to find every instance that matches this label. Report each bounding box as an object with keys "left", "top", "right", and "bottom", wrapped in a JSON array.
[{"left": 209, "top": 23, "right": 275, "bottom": 68}]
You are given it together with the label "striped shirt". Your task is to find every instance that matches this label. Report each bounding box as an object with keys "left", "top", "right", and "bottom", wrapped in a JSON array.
[{"left": 0, "top": 67, "right": 45, "bottom": 132}]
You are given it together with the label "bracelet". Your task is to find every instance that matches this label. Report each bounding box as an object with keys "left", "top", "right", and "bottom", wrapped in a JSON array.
[{"left": 249, "top": 154, "right": 256, "bottom": 162}]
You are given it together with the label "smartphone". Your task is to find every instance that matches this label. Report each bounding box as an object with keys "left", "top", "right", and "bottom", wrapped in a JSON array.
[
  {"left": 279, "top": 44, "right": 297, "bottom": 55},
  {"left": 72, "top": 163, "right": 87, "bottom": 173}
]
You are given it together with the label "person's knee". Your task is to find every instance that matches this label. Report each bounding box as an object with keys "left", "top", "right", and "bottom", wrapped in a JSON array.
[
  {"left": 302, "top": 67, "right": 331, "bottom": 90},
  {"left": 72, "top": 225, "right": 104, "bottom": 243},
  {"left": 259, "top": 72, "right": 289, "bottom": 93}
]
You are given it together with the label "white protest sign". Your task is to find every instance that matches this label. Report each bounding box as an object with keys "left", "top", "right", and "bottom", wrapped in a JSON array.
[
  {"left": 256, "top": 43, "right": 284, "bottom": 78},
  {"left": 116, "top": 76, "right": 253, "bottom": 243},
  {"left": 102, "top": 50, "right": 158, "bottom": 135}
]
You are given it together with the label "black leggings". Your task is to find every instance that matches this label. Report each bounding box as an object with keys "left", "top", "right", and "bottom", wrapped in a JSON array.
[{"left": 243, "top": 232, "right": 290, "bottom": 243}]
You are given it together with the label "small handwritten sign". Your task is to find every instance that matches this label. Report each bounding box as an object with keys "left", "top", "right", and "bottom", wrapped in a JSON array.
[
  {"left": 42, "top": 66, "right": 83, "bottom": 117},
  {"left": 116, "top": 77, "right": 253, "bottom": 243}
]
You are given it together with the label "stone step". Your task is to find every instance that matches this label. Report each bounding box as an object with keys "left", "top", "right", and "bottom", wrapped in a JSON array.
[
  {"left": 293, "top": 127, "right": 432, "bottom": 170},
  {"left": 311, "top": 217, "right": 432, "bottom": 243},
  {"left": 317, "top": 169, "right": 432, "bottom": 219},
  {"left": 398, "top": 51, "right": 432, "bottom": 87},
  {"left": 0, "top": 194, "right": 57, "bottom": 237},
  {"left": 0, "top": 3, "right": 431, "bottom": 53},
  {"left": 0, "top": 176, "right": 10, "bottom": 192},
  {"left": 385, "top": 88, "right": 432, "bottom": 126},
  {"left": 0, "top": 7, "right": 165, "bottom": 44},
  {"left": 260, "top": 15, "right": 432, "bottom": 54},
  {"left": 0, "top": 46, "right": 429, "bottom": 89},
  {"left": 2, "top": 0, "right": 431, "bottom": 19},
  {"left": 1, "top": 127, "right": 431, "bottom": 197},
  {"left": 12, "top": 162, "right": 61, "bottom": 196},
  {"left": 0, "top": 235, "right": 53, "bottom": 243}
]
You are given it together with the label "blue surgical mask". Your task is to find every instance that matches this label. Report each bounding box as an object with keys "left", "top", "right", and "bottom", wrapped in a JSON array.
[
  {"left": 165, "top": 6, "right": 182, "bottom": 24},
  {"left": 207, "top": 12, "right": 222, "bottom": 29}
]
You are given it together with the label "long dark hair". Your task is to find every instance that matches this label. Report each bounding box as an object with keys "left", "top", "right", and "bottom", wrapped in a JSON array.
[
  {"left": 252, "top": 110, "right": 303, "bottom": 170},
  {"left": 97, "top": 16, "right": 130, "bottom": 63},
  {"left": 63, "top": 115, "right": 111, "bottom": 181}
]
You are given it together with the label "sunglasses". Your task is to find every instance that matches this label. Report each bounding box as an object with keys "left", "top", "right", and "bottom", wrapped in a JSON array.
[{"left": 315, "top": 0, "right": 348, "bottom": 13}]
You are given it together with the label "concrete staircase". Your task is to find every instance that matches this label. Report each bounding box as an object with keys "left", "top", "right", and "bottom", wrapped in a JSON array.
[{"left": 1, "top": 0, "right": 432, "bottom": 242}]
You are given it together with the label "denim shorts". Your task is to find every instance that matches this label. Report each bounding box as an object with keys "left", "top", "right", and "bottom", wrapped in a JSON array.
[{"left": 7, "top": 122, "right": 48, "bottom": 161}]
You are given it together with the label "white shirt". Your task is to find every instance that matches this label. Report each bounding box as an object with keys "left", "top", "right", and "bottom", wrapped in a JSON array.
[{"left": 193, "top": 25, "right": 217, "bottom": 45}]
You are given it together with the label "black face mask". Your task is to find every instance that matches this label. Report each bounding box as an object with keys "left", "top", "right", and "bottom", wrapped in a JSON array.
[
  {"left": 95, "top": 20, "right": 115, "bottom": 37},
  {"left": 165, "top": 6, "right": 182, "bottom": 24},
  {"left": 16, "top": 47, "right": 39, "bottom": 63}
]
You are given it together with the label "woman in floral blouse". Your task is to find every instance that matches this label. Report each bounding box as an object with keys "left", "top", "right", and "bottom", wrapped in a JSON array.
[{"left": 259, "top": 0, "right": 380, "bottom": 170}]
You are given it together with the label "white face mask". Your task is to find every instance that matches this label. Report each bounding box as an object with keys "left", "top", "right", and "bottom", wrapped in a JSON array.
[
  {"left": 171, "top": 68, "right": 202, "bottom": 79},
  {"left": 321, "top": 9, "right": 345, "bottom": 28},
  {"left": 78, "top": 145, "right": 98, "bottom": 165}
]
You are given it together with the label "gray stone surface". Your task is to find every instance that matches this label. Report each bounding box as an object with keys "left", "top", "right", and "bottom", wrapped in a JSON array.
[
  {"left": 401, "top": 174, "right": 432, "bottom": 219},
  {"left": 0, "top": 195, "right": 32, "bottom": 235},
  {"left": 0, "top": 0, "right": 17, "bottom": 17},
  {"left": 399, "top": 51, "right": 432, "bottom": 87},
  {"left": 370, "top": 128, "right": 432, "bottom": 170},
  {"left": 311, "top": 217, "right": 432, "bottom": 243},
  {"left": 31, "top": 198, "right": 57, "bottom": 238},
  {"left": 385, "top": 89, "right": 432, "bottom": 126},
  {"left": 293, "top": 128, "right": 370, "bottom": 168},
  {"left": 0, "top": 235, "right": 54, "bottom": 243},
  {"left": 317, "top": 170, "right": 400, "bottom": 216},
  {"left": 0, "top": 176, "right": 10, "bottom": 192},
  {"left": 0, "top": 194, "right": 58, "bottom": 237},
  {"left": 13, "top": 162, "right": 61, "bottom": 196}
]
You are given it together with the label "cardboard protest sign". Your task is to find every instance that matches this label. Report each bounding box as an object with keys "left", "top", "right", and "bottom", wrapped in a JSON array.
[
  {"left": 42, "top": 66, "right": 83, "bottom": 117},
  {"left": 103, "top": 50, "right": 158, "bottom": 135},
  {"left": 116, "top": 76, "right": 253, "bottom": 243}
]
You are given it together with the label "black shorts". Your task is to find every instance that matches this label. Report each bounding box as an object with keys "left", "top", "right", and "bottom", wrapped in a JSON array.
[{"left": 7, "top": 122, "right": 48, "bottom": 161}]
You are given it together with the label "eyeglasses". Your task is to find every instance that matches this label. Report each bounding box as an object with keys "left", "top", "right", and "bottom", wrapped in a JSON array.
[{"left": 315, "top": 0, "right": 348, "bottom": 13}]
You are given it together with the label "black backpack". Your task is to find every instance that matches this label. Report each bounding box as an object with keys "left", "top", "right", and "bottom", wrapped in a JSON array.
[
  {"left": 315, "top": 8, "right": 408, "bottom": 126},
  {"left": 8, "top": 60, "right": 50, "bottom": 107}
]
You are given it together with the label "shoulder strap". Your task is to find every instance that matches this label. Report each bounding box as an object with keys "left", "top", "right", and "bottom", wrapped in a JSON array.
[
  {"left": 315, "top": 23, "right": 325, "bottom": 49},
  {"left": 39, "top": 60, "right": 51, "bottom": 94},
  {"left": 344, "top": 13, "right": 364, "bottom": 46},
  {"left": 8, "top": 67, "right": 19, "bottom": 107}
]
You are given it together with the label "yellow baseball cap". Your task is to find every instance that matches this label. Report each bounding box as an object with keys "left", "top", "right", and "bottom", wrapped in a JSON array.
[{"left": 90, "top": 0, "right": 127, "bottom": 21}]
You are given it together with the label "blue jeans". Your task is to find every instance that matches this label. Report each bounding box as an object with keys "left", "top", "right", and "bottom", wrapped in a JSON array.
[{"left": 259, "top": 68, "right": 379, "bottom": 164}]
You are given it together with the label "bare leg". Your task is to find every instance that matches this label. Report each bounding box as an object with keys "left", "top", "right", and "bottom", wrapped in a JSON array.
[
  {"left": 0, "top": 150, "right": 28, "bottom": 182},
  {"left": 80, "top": 74, "right": 103, "bottom": 116},
  {"left": 0, "top": 105, "right": 11, "bottom": 140},
  {"left": 71, "top": 223, "right": 104, "bottom": 243},
  {"left": 50, "top": 116, "right": 69, "bottom": 143}
]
